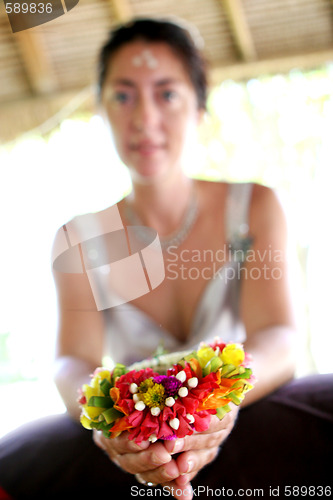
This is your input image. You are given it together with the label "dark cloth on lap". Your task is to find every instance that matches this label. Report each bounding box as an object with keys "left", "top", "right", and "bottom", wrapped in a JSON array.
[{"left": 0, "top": 374, "right": 332, "bottom": 499}]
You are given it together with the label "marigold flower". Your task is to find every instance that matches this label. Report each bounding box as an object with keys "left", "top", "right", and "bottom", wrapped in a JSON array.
[
  {"left": 139, "top": 378, "right": 154, "bottom": 393},
  {"left": 142, "top": 383, "right": 165, "bottom": 408}
]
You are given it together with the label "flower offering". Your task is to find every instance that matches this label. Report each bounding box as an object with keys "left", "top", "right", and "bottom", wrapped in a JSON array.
[{"left": 78, "top": 340, "right": 255, "bottom": 443}]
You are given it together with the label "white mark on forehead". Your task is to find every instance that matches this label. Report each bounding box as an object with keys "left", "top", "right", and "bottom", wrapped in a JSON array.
[{"left": 131, "top": 49, "right": 159, "bottom": 69}]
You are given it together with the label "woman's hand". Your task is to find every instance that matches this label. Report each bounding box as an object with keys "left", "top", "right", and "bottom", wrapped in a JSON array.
[
  {"left": 162, "top": 405, "right": 239, "bottom": 499},
  {"left": 94, "top": 404, "right": 239, "bottom": 500},
  {"left": 93, "top": 428, "right": 178, "bottom": 480}
]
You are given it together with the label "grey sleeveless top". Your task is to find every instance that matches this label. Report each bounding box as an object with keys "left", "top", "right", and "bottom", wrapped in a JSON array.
[{"left": 103, "top": 182, "right": 253, "bottom": 365}]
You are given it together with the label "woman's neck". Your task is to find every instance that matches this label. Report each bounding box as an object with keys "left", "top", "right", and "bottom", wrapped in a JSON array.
[{"left": 126, "top": 173, "right": 196, "bottom": 237}]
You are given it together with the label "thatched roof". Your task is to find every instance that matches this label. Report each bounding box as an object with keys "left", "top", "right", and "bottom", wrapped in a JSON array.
[{"left": 1, "top": 0, "right": 333, "bottom": 143}]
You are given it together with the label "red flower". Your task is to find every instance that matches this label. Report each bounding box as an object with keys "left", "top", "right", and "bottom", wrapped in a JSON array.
[
  {"left": 208, "top": 339, "right": 226, "bottom": 353},
  {"left": 115, "top": 369, "right": 158, "bottom": 399},
  {"left": 192, "top": 410, "right": 215, "bottom": 432}
]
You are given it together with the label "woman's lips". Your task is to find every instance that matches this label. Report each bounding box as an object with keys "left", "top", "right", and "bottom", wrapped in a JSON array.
[{"left": 130, "top": 142, "right": 164, "bottom": 155}]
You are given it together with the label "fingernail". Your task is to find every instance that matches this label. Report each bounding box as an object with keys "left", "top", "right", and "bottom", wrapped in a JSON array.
[
  {"left": 138, "top": 440, "right": 150, "bottom": 449},
  {"left": 171, "top": 439, "right": 184, "bottom": 454},
  {"left": 151, "top": 452, "right": 171, "bottom": 466},
  {"left": 182, "top": 460, "right": 193, "bottom": 474},
  {"left": 162, "top": 469, "right": 177, "bottom": 480}
]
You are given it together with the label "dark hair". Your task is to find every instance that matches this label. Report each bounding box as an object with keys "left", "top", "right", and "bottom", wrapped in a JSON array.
[{"left": 97, "top": 18, "right": 208, "bottom": 109}]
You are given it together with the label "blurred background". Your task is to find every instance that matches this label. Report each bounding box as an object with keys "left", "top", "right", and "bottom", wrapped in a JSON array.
[{"left": 1, "top": 0, "right": 333, "bottom": 438}]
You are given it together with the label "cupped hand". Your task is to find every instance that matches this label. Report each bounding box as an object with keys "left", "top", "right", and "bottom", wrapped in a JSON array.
[
  {"left": 93, "top": 404, "right": 239, "bottom": 499},
  {"left": 93, "top": 429, "right": 175, "bottom": 477}
]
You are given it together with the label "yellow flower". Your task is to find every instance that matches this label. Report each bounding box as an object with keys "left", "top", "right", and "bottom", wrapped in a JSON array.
[
  {"left": 197, "top": 346, "right": 216, "bottom": 368},
  {"left": 91, "top": 369, "right": 111, "bottom": 389},
  {"left": 142, "top": 383, "right": 165, "bottom": 408},
  {"left": 80, "top": 369, "right": 112, "bottom": 422},
  {"left": 221, "top": 344, "right": 245, "bottom": 366},
  {"left": 80, "top": 414, "right": 94, "bottom": 429},
  {"left": 139, "top": 378, "right": 154, "bottom": 393}
]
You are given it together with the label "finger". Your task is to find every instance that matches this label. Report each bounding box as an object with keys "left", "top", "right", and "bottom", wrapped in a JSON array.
[
  {"left": 174, "top": 471, "right": 197, "bottom": 487},
  {"left": 137, "top": 447, "right": 217, "bottom": 491},
  {"left": 94, "top": 431, "right": 173, "bottom": 475},
  {"left": 134, "top": 458, "right": 180, "bottom": 485},
  {"left": 164, "top": 410, "right": 238, "bottom": 455},
  {"left": 115, "top": 441, "right": 172, "bottom": 475},
  {"left": 175, "top": 446, "right": 220, "bottom": 476},
  {"left": 104, "top": 431, "right": 150, "bottom": 455},
  {"left": 93, "top": 429, "right": 150, "bottom": 457},
  {"left": 165, "top": 428, "right": 226, "bottom": 455},
  {"left": 93, "top": 429, "right": 107, "bottom": 451},
  {"left": 161, "top": 481, "right": 193, "bottom": 500},
  {"left": 200, "top": 409, "right": 239, "bottom": 434}
]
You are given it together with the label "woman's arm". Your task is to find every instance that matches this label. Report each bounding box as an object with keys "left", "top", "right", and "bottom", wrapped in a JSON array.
[
  {"left": 52, "top": 227, "right": 106, "bottom": 419},
  {"left": 240, "top": 183, "right": 298, "bottom": 405}
]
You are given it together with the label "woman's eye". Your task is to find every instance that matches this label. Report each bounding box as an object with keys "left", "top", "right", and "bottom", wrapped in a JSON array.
[
  {"left": 162, "top": 90, "right": 177, "bottom": 102},
  {"left": 114, "top": 92, "right": 130, "bottom": 104}
]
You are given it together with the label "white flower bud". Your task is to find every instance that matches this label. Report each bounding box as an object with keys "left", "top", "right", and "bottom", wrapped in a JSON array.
[
  {"left": 133, "top": 393, "right": 141, "bottom": 403},
  {"left": 178, "top": 387, "right": 188, "bottom": 397},
  {"left": 149, "top": 434, "right": 158, "bottom": 443},
  {"left": 186, "top": 413, "right": 195, "bottom": 424},
  {"left": 188, "top": 377, "right": 198, "bottom": 388},
  {"left": 135, "top": 401, "right": 146, "bottom": 411},
  {"left": 169, "top": 418, "right": 180, "bottom": 430},
  {"left": 165, "top": 397, "right": 175, "bottom": 407},
  {"left": 176, "top": 371, "right": 187, "bottom": 383},
  {"left": 129, "top": 383, "right": 138, "bottom": 394},
  {"left": 150, "top": 407, "right": 161, "bottom": 416}
]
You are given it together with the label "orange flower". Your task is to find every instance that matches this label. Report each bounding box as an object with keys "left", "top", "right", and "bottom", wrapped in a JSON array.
[
  {"left": 198, "top": 386, "right": 233, "bottom": 411},
  {"left": 110, "top": 386, "right": 120, "bottom": 404},
  {"left": 109, "top": 415, "right": 133, "bottom": 437}
]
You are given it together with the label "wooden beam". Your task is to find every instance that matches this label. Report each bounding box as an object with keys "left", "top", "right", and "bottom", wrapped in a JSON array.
[
  {"left": 14, "top": 30, "right": 57, "bottom": 95},
  {"left": 221, "top": 0, "right": 257, "bottom": 62},
  {"left": 108, "top": 0, "right": 133, "bottom": 23},
  {"left": 210, "top": 48, "right": 333, "bottom": 84}
]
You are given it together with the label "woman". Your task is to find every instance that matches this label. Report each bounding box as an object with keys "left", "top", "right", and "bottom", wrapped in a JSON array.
[
  {"left": 56, "top": 16, "right": 296, "bottom": 493},
  {"left": 0, "top": 18, "right": 332, "bottom": 500}
]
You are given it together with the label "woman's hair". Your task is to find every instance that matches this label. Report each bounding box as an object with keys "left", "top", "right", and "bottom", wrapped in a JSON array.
[{"left": 97, "top": 18, "right": 208, "bottom": 109}]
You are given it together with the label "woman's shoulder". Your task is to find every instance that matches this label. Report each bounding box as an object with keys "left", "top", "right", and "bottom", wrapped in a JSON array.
[
  {"left": 196, "top": 178, "right": 273, "bottom": 202},
  {"left": 51, "top": 201, "right": 125, "bottom": 263},
  {"left": 197, "top": 179, "right": 281, "bottom": 231},
  {"left": 249, "top": 183, "right": 287, "bottom": 238}
]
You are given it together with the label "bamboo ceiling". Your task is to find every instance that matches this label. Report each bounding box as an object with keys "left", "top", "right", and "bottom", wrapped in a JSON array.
[{"left": 1, "top": 0, "right": 333, "bottom": 143}]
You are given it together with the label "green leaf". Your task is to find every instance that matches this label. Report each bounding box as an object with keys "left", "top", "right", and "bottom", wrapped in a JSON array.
[
  {"left": 184, "top": 351, "right": 198, "bottom": 362},
  {"left": 203, "top": 356, "right": 223, "bottom": 376},
  {"left": 209, "top": 356, "right": 223, "bottom": 373},
  {"left": 89, "top": 420, "right": 113, "bottom": 438},
  {"left": 230, "top": 368, "right": 252, "bottom": 379},
  {"left": 88, "top": 396, "right": 113, "bottom": 408},
  {"left": 229, "top": 392, "right": 242, "bottom": 405},
  {"left": 216, "top": 405, "right": 231, "bottom": 419},
  {"left": 111, "top": 364, "right": 127, "bottom": 383},
  {"left": 202, "top": 363, "right": 211, "bottom": 377},
  {"left": 102, "top": 428, "right": 111, "bottom": 439},
  {"left": 102, "top": 407, "right": 124, "bottom": 424},
  {"left": 100, "top": 378, "right": 112, "bottom": 396},
  {"left": 219, "top": 364, "right": 236, "bottom": 377}
]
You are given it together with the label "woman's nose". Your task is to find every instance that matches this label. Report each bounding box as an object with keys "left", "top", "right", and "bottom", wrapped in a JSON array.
[{"left": 132, "top": 96, "right": 159, "bottom": 132}]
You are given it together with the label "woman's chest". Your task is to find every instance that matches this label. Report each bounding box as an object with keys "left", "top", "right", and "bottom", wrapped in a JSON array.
[{"left": 128, "top": 218, "right": 228, "bottom": 341}]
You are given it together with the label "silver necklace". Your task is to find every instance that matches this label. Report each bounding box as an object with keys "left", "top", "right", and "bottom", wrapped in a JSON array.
[{"left": 124, "top": 190, "right": 199, "bottom": 251}]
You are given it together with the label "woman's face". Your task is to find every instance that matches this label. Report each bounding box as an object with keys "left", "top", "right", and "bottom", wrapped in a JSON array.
[{"left": 101, "top": 41, "right": 202, "bottom": 184}]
